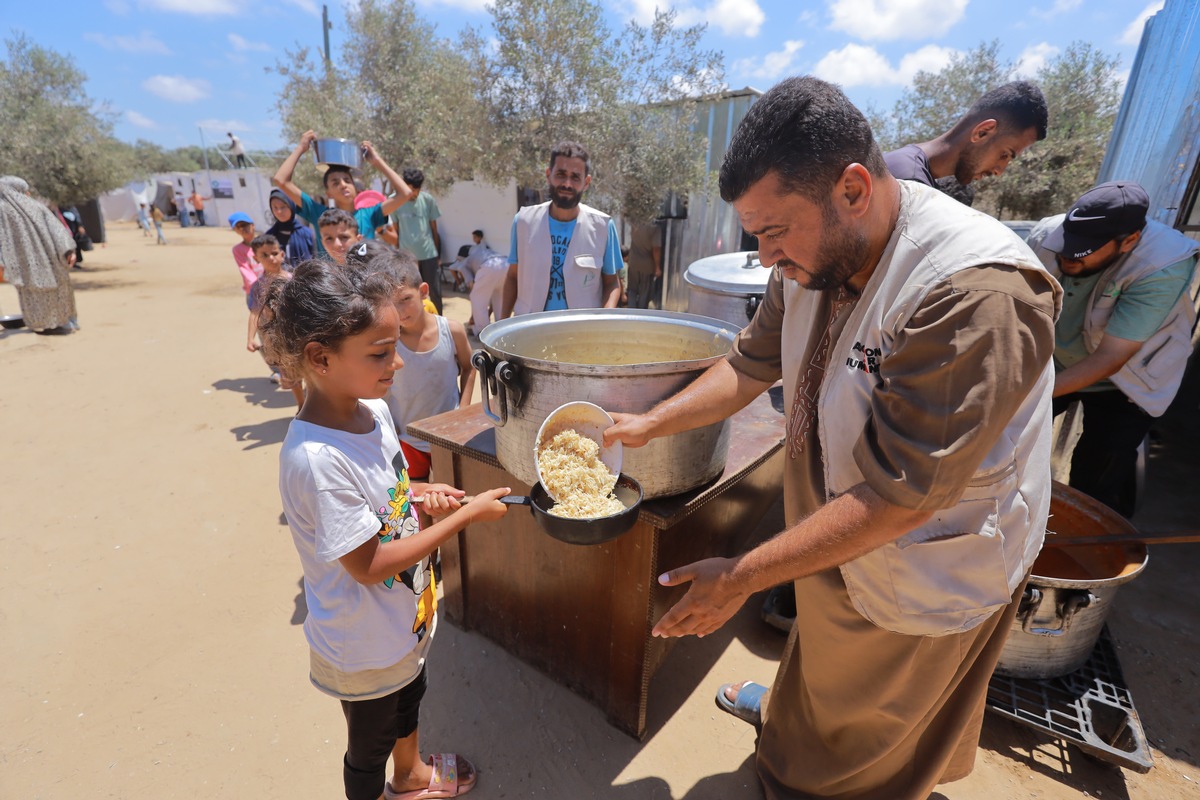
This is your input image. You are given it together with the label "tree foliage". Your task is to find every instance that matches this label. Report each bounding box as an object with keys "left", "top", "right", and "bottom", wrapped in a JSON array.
[
  {"left": 0, "top": 34, "right": 130, "bottom": 204},
  {"left": 272, "top": 0, "right": 485, "bottom": 193},
  {"left": 873, "top": 40, "right": 1123, "bottom": 219},
  {"left": 464, "top": 0, "right": 725, "bottom": 222},
  {"left": 127, "top": 141, "right": 207, "bottom": 175}
]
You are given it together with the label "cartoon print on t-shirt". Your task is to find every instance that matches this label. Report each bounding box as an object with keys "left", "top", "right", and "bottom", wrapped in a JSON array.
[{"left": 374, "top": 465, "right": 438, "bottom": 640}]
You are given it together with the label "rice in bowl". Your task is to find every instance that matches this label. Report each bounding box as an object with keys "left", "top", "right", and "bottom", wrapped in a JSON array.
[{"left": 537, "top": 429, "right": 626, "bottom": 518}]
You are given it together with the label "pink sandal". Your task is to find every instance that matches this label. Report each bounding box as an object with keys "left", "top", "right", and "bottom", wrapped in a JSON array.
[{"left": 383, "top": 754, "right": 477, "bottom": 800}]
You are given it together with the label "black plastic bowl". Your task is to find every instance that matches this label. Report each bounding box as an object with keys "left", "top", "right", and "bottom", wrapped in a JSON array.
[
  {"left": 528, "top": 473, "right": 644, "bottom": 545},
  {"left": 0, "top": 314, "right": 25, "bottom": 330}
]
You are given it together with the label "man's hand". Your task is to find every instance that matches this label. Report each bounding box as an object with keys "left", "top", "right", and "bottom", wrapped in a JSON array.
[
  {"left": 299, "top": 129, "right": 317, "bottom": 150},
  {"left": 651, "top": 557, "right": 749, "bottom": 638},
  {"left": 603, "top": 412, "right": 655, "bottom": 448}
]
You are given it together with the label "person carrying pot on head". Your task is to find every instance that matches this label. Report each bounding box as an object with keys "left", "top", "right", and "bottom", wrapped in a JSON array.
[
  {"left": 500, "top": 141, "right": 623, "bottom": 319},
  {"left": 0, "top": 176, "right": 80, "bottom": 334},
  {"left": 1027, "top": 181, "right": 1200, "bottom": 518},
  {"left": 273, "top": 130, "right": 413, "bottom": 261},
  {"left": 603, "top": 76, "right": 1062, "bottom": 800}
]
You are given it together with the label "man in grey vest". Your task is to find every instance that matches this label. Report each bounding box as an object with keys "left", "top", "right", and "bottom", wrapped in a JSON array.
[
  {"left": 1028, "top": 181, "right": 1200, "bottom": 516},
  {"left": 500, "top": 141, "right": 623, "bottom": 318},
  {"left": 604, "top": 76, "right": 1059, "bottom": 800}
]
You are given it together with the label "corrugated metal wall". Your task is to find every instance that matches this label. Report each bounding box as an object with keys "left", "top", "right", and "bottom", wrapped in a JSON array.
[
  {"left": 658, "top": 89, "right": 760, "bottom": 311},
  {"left": 1097, "top": 0, "right": 1200, "bottom": 233}
]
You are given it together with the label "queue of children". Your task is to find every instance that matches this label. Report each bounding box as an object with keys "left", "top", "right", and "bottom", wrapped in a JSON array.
[
  {"left": 213, "top": 133, "right": 495, "bottom": 798},
  {"left": 257, "top": 253, "right": 510, "bottom": 800}
]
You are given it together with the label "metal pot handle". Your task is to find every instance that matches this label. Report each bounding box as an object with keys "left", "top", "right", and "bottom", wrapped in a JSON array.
[
  {"left": 745, "top": 295, "right": 760, "bottom": 322},
  {"left": 471, "top": 350, "right": 506, "bottom": 426},
  {"left": 1018, "top": 586, "right": 1095, "bottom": 637},
  {"left": 471, "top": 350, "right": 523, "bottom": 427}
]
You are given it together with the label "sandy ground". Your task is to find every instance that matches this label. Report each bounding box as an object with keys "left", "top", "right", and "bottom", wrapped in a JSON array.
[{"left": 2, "top": 221, "right": 1198, "bottom": 799}]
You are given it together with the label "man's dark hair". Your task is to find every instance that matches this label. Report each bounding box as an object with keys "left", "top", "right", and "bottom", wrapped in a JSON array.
[
  {"left": 719, "top": 76, "right": 886, "bottom": 205},
  {"left": 402, "top": 168, "right": 425, "bottom": 189},
  {"left": 472, "top": 229, "right": 484, "bottom": 238},
  {"left": 963, "top": 80, "right": 1048, "bottom": 141},
  {"left": 322, "top": 165, "right": 357, "bottom": 190},
  {"left": 318, "top": 208, "right": 356, "bottom": 230},
  {"left": 549, "top": 141, "right": 590, "bottom": 175}
]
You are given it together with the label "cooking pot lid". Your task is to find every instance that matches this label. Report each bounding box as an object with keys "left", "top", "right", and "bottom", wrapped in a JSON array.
[{"left": 685, "top": 251, "right": 770, "bottom": 294}]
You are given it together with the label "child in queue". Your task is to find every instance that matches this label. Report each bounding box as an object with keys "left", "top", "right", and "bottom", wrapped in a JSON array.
[
  {"left": 363, "top": 246, "right": 475, "bottom": 481},
  {"left": 259, "top": 259, "right": 509, "bottom": 800},
  {"left": 266, "top": 189, "right": 316, "bottom": 266},
  {"left": 319, "top": 208, "right": 363, "bottom": 266},
  {"left": 229, "top": 212, "right": 262, "bottom": 306},
  {"left": 273, "top": 130, "right": 412, "bottom": 258},
  {"left": 346, "top": 239, "right": 439, "bottom": 316},
  {"left": 246, "top": 233, "right": 304, "bottom": 409}
]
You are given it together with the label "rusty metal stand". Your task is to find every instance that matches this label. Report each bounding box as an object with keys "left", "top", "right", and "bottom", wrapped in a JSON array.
[{"left": 986, "top": 626, "right": 1154, "bottom": 773}]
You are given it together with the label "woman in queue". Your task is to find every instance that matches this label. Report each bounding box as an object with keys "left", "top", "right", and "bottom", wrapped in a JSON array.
[{"left": 0, "top": 176, "right": 79, "bottom": 335}]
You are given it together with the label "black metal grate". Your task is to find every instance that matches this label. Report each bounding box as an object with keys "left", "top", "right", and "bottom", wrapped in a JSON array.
[{"left": 986, "top": 626, "right": 1153, "bottom": 773}]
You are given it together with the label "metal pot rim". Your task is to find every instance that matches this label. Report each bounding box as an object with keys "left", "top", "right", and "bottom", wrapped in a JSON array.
[{"left": 478, "top": 308, "right": 737, "bottom": 373}]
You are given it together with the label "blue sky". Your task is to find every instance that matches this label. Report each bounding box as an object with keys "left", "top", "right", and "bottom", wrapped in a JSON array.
[{"left": 3, "top": 0, "right": 1165, "bottom": 152}]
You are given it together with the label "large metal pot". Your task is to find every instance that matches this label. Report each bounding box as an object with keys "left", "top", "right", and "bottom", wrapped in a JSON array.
[
  {"left": 472, "top": 309, "right": 737, "bottom": 499},
  {"left": 996, "top": 482, "right": 1149, "bottom": 679},
  {"left": 312, "top": 138, "right": 362, "bottom": 173},
  {"left": 685, "top": 251, "right": 770, "bottom": 329}
]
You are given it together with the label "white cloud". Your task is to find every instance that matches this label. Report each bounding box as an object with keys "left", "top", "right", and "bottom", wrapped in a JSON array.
[
  {"left": 1015, "top": 42, "right": 1058, "bottom": 78},
  {"left": 83, "top": 30, "right": 172, "bottom": 55},
  {"left": 812, "top": 43, "right": 958, "bottom": 87},
  {"left": 1119, "top": 1, "right": 1165, "bottom": 47},
  {"left": 140, "top": 0, "right": 239, "bottom": 14},
  {"left": 828, "top": 0, "right": 968, "bottom": 41},
  {"left": 733, "top": 40, "right": 805, "bottom": 80},
  {"left": 228, "top": 33, "right": 271, "bottom": 53},
  {"left": 625, "top": 0, "right": 765, "bottom": 37},
  {"left": 142, "top": 75, "right": 212, "bottom": 103},
  {"left": 105, "top": 0, "right": 132, "bottom": 13},
  {"left": 126, "top": 110, "right": 158, "bottom": 129}
]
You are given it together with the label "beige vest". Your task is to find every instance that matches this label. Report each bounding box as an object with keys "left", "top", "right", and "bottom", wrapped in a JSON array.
[
  {"left": 782, "top": 182, "right": 1061, "bottom": 636},
  {"left": 512, "top": 202, "right": 610, "bottom": 316},
  {"left": 1028, "top": 216, "right": 1200, "bottom": 416}
]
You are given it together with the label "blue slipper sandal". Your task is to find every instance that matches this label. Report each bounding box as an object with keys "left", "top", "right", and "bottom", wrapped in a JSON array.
[{"left": 716, "top": 681, "right": 767, "bottom": 730}]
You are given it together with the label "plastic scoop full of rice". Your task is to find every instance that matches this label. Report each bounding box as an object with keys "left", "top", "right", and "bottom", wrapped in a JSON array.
[{"left": 537, "top": 429, "right": 626, "bottom": 519}]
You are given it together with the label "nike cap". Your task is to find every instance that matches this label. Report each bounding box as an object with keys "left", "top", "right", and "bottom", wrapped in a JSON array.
[{"left": 1045, "top": 181, "right": 1149, "bottom": 260}]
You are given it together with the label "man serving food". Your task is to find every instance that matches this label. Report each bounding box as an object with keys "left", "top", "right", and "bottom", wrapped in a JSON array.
[{"left": 604, "top": 76, "right": 1061, "bottom": 800}]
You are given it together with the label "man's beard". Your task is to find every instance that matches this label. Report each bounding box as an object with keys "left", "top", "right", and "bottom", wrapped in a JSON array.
[
  {"left": 778, "top": 206, "right": 871, "bottom": 291},
  {"left": 549, "top": 184, "right": 582, "bottom": 210},
  {"left": 1056, "top": 250, "right": 1124, "bottom": 279}
]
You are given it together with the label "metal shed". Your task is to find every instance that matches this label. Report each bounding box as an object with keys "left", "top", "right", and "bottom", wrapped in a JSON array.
[{"left": 1098, "top": 0, "right": 1200, "bottom": 242}]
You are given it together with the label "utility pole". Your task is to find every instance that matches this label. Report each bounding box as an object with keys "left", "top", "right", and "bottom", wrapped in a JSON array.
[{"left": 322, "top": 4, "right": 332, "bottom": 69}]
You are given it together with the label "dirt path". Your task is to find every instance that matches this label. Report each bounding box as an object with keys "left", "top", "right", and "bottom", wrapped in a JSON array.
[{"left": 1, "top": 222, "right": 1195, "bottom": 798}]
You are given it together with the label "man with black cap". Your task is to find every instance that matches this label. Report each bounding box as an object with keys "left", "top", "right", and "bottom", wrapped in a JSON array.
[{"left": 1028, "top": 181, "right": 1200, "bottom": 516}]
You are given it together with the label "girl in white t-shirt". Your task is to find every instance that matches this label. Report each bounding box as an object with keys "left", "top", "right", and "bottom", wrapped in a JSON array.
[{"left": 259, "top": 260, "right": 511, "bottom": 800}]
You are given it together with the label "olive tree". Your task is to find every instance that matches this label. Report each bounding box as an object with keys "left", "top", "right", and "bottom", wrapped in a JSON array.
[
  {"left": 0, "top": 34, "right": 130, "bottom": 204},
  {"left": 464, "top": 0, "right": 725, "bottom": 222},
  {"left": 871, "top": 40, "right": 1123, "bottom": 219},
  {"left": 272, "top": 0, "right": 484, "bottom": 193}
]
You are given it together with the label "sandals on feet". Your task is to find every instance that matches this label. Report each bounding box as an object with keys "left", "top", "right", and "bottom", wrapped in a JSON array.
[
  {"left": 716, "top": 681, "right": 767, "bottom": 731},
  {"left": 384, "top": 753, "right": 477, "bottom": 800}
]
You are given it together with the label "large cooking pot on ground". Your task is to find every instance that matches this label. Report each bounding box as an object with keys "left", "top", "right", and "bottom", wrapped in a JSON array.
[
  {"left": 685, "top": 251, "right": 770, "bottom": 329},
  {"left": 995, "top": 482, "right": 1148, "bottom": 679},
  {"left": 312, "top": 138, "right": 363, "bottom": 173},
  {"left": 473, "top": 309, "right": 738, "bottom": 499}
]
